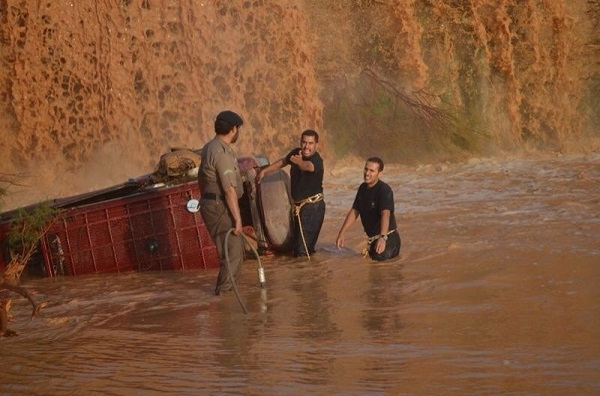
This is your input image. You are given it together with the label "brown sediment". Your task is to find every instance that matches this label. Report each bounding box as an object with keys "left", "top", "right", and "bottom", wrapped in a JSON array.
[
  {"left": 0, "top": 1, "right": 598, "bottom": 210},
  {"left": 0, "top": 1, "right": 324, "bottom": 209}
]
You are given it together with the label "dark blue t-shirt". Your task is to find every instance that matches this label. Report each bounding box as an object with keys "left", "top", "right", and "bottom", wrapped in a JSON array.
[
  {"left": 352, "top": 180, "right": 397, "bottom": 237},
  {"left": 285, "top": 148, "right": 324, "bottom": 201}
]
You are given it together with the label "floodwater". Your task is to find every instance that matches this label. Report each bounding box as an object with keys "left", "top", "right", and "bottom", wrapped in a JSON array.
[{"left": 1, "top": 154, "right": 599, "bottom": 395}]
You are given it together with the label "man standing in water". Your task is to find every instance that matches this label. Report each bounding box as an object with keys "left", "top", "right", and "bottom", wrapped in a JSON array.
[
  {"left": 199, "top": 110, "right": 245, "bottom": 295},
  {"left": 256, "top": 130, "right": 325, "bottom": 258},
  {"left": 336, "top": 157, "right": 401, "bottom": 261}
]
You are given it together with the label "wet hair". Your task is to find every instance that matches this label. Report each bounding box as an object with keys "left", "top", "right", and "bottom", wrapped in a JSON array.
[
  {"left": 301, "top": 129, "right": 319, "bottom": 142},
  {"left": 367, "top": 157, "right": 384, "bottom": 172},
  {"left": 215, "top": 110, "right": 244, "bottom": 135}
]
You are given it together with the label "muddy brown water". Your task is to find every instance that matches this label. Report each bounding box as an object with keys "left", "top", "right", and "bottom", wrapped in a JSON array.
[{"left": 1, "top": 154, "right": 599, "bottom": 395}]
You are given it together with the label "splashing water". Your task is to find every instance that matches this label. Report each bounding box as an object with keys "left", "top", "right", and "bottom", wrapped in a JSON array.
[
  {"left": 1, "top": 154, "right": 599, "bottom": 395},
  {"left": 0, "top": 1, "right": 598, "bottom": 210}
]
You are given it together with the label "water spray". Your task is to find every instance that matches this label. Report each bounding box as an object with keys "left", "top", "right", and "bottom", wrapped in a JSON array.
[{"left": 257, "top": 266, "right": 266, "bottom": 288}]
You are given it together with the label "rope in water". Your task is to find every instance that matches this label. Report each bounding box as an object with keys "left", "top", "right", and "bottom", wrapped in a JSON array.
[
  {"left": 292, "top": 193, "right": 323, "bottom": 261},
  {"left": 362, "top": 229, "right": 397, "bottom": 257},
  {"left": 223, "top": 228, "right": 266, "bottom": 314}
]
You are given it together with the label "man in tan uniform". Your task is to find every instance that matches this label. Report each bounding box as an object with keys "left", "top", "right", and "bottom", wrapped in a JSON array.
[{"left": 198, "top": 110, "right": 245, "bottom": 295}]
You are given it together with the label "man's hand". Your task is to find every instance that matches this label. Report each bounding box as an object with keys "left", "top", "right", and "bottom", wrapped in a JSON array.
[
  {"left": 255, "top": 169, "right": 265, "bottom": 184},
  {"left": 232, "top": 220, "right": 243, "bottom": 236},
  {"left": 336, "top": 233, "right": 345, "bottom": 249},
  {"left": 289, "top": 154, "right": 302, "bottom": 165},
  {"left": 375, "top": 237, "right": 386, "bottom": 254}
]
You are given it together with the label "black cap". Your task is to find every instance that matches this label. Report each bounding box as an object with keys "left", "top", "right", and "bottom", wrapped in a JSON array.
[{"left": 216, "top": 110, "right": 244, "bottom": 127}]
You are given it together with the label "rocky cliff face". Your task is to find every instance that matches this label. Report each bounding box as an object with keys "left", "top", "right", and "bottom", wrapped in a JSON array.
[
  {"left": 306, "top": 1, "right": 599, "bottom": 161},
  {"left": 0, "top": 1, "right": 598, "bottom": 208}
]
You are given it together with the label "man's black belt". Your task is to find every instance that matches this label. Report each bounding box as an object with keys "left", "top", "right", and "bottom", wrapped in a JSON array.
[{"left": 202, "top": 192, "right": 224, "bottom": 201}]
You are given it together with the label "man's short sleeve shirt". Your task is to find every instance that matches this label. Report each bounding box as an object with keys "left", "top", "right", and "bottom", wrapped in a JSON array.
[
  {"left": 199, "top": 136, "right": 243, "bottom": 198},
  {"left": 285, "top": 148, "right": 324, "bottom": 201},
  {"left": 352, "top": 180, "right": 397, "bottom": 237}
]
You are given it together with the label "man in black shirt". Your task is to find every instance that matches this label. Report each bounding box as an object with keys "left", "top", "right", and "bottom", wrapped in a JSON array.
[
  {"left": 256, "top": 130, "right": 325, "bottom": 258},
  {"left": 336, "top": 157, "right": 401, "bottom": 261}
]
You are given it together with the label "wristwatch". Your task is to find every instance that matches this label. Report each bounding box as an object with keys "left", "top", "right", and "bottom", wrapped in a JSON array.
[{"left": 380, "top": 234, "right": 388, "bottom": 241}]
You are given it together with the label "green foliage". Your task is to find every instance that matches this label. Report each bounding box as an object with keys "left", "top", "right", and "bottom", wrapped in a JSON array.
[
  {"left": 7, "top": 203, "right": 56, "bottom": 253},
  {"left": 326, "top": 96, "right": 356, "bottom": 157},
  {"left": 583, "top": 76, "right": 600, "bottom": 134},
  {"left": 332, "top": 68, "right": 489, "bottom": 162}
]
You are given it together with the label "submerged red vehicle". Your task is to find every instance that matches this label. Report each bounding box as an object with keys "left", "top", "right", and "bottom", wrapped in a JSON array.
[{"left": 0, "top": 154, "right": 294, "bottom": 277}]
